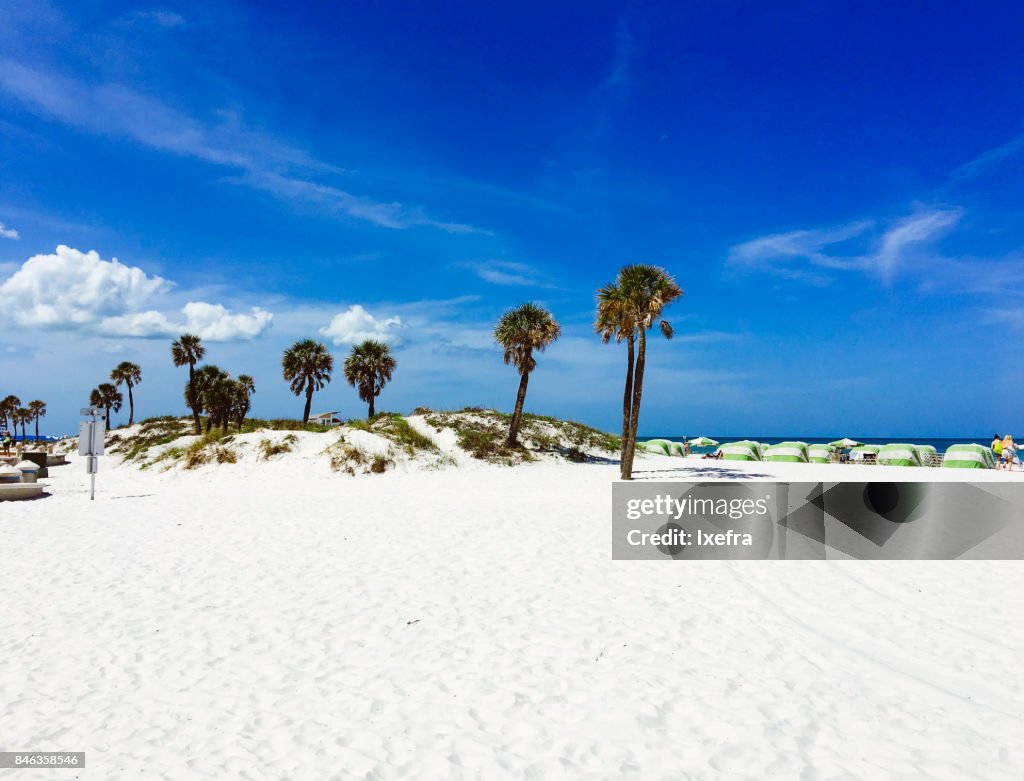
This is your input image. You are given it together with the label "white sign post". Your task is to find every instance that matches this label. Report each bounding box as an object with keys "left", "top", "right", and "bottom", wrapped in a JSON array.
[{"left": 79, "top": 407, "right": 105, "bottom": 500}]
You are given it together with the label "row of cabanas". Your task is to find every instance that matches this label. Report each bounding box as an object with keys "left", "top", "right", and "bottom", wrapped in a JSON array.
[{"left": 640, "top": 438, "right": 998, "bottom": 469}]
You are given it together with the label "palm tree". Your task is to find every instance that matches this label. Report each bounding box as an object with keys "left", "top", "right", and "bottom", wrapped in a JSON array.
[
  {"left": 595, "top": 281, "right": 636, "bottom": 474},
  {"left": 110, "top": 361, "right": 142, "bottom": 426},
  {"left": 171, "top": 334, "right": 206, "bottom": 434},
  {"left": 191, "top": 365, "right": 228, "bottom": 433},
  {"left": 14, "top": 407, "right": 30, "bottom": 442},
  {"left": 233, "top": 374, "right": 255, "bottom": 430},
  {"left": 282, "top": 340, "right": 334, "bottom": 425},
  {"left": 27, "top": 400, "right": 46, "bottom": 442},
  {"left": 1, "top": 394, "right": 20, "bottom": 432},
  {"left": 89, "top": 383, "right": 123, "bottom": 430},
  {"left": 493, "top": 303, "right": 561, "bottom": 446},
  {"left": 597, "top": 264, "right": 682, "bottom": 479},
  {"left": 343, "top": 340, "right": 396, "bottom": 419}
]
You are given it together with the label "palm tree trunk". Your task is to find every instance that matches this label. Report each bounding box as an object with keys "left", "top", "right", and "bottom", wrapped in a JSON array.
[
  {"left": 34, "top": 416, "right": 39, "bottom": 442},
  {"left": 623, "top": 328, "right": 648, "bottom": 479},
  {"left": 105, "top": 406, "right": 111, "bottom": 431},
  {"left": 189, "top": 363, "right": 201, "bottom": 434},
  {"left": 127, "top": 382, "right": 135, "bottom": 427},
  {"left": 368, "top": 394, "right": 375, "bottom": 419},
  {"left": 507, "top": 369, "right": 531, "bottom": 447},
  {"left": 619, "top": 335, "right": 635, "bottom": 479},
  {"left": 302, "top": 381, "right": 313, "bottom": 425}
]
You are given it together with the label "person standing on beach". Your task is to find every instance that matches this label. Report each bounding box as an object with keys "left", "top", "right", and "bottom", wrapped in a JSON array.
[
  {"left": 1001, "top": 435, "right": 1015, "bottom": 471},
  {"left": 1, "top": 430, "right": 10, "bottom": 456},
  {"left": 992, "top": 434, "right": 1003, "bottom": 464}
]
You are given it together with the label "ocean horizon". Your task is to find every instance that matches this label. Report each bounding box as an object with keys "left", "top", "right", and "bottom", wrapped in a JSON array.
[{"left": 644, "top": 435, "right": 996, "bottom": 452}]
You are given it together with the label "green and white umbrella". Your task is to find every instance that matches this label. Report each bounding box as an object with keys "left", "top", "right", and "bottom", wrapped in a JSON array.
[
  {"left": 639, "top": 439, "right": 674, "bottom": 456},
  {"left": 720, "top": 441, "right": 762, "bottom": 461},
  {"left": 829, "top": 437, "right": 863, "bottom": 448},
  {"left": 687, "top": 436, "right": 719, "bottom": 447},
  {"left": 807, "top": 444, "right": 832, "bottom": 463}
]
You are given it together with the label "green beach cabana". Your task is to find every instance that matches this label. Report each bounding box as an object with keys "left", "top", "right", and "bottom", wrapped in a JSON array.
[
  {"left": 914, "top": 444, "right": 938, "bottom": 467},
  {"left": 942, "top": 444, "right": 996, "bottom": 469},
  {"left": 848, "top": 445, "right": 880, "bottom": 462},
  {"left": 807, "top": 444, "right": 832, "bottom": 463},
  {"left": 668, "top": 441, "right": 686, "bottom": 457},
  {"left": 639, "top": 439, "right": 675, "bottom": 456},
  {"left": 764, "top": 441, "right": 809, "bottom": 463},
  {"left": 877, "top": 443, "right": 922, "bottom": 467},
  {"left": 719, "top": 441, "right": 762, "bottom": 461}
]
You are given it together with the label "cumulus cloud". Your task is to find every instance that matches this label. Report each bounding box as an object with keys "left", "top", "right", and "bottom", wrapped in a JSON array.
[
  {"left": 180, "top": 302, "right": 273, "bottom": 341},
  {"left": 0, "top": 222, "right": 19, "bottom": 239},
  {"left": 320, "top": 305, "right": 402, "bottom": 345},
  {"left": 0, "top": 245, "right": 170, "bottom": 326},
  {"left": 0, "top": 245, "right": 272, "bottom": 341}
]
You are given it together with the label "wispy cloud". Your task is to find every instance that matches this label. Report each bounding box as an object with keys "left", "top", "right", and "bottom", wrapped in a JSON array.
[
  {"left": 465, "top": 260, "right": 553, "bottom": 287},
  {"left": 951, "top": 131, "right": 1024, "bottom": 180},
  {"left": 0, "top": 60, "right": 482, "bottom": 233},
  {"left": 0, "top": 222, "right": 19, "bottom": 239},
  {"left": 729, "top": 208, "right": 963, "bottom": 284}
]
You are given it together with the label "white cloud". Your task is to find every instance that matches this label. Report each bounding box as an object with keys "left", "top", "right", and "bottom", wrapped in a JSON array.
[
  {"left": 0, "top": 245, "right": 273, "bottom": 341},
  {"left": 0, "top": 245, "right": 170, "bottom": 326},
  {"left": 728, "top": 208, "right": 963, "bottom": 284},
  {"left": 180, "top": 302, "right": 273, "bottom": 341},
  {"left": 952, "top": 132, "right": 1024, "bottom": 180},
  {"left": 0, "top": 60, "right": 482, "bottom": 233},
  {"left": 467, "top": 260, "right": 553, "bottom": 287},
  {"left": 0, "top": 222, "right": 18, "bottom": 239},
  {"left": 320, "top": 305, "right": 402, "bottom": 345}
]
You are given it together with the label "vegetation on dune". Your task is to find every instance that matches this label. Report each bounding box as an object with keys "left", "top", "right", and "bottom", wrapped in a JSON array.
[
  {"left": 419, "top": 407, "right": 618, "bottom": 464},
  {"left": 346, "top": 412, "right": 437, "bottom": 455},
  {"left": 258, "top": 434, "right": 298, "bottom": 460}
]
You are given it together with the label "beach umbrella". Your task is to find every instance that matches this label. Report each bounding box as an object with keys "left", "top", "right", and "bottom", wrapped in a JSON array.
[
  {"left": 807, "top": 444, "right": 832, "bottom": 463},
  {"left": 877, "top": 444, "right": 922, "bottom": 467},
  {"left": 942, "top": 444, "right": 996, "bottom": 469},
  {"left": 719, "top": 441, "right": 762, "bottom": 461},
  {"left": 687, "top": 436, "right": 719, "bottom": 447},
  {"left": 829, "top": 437, "right": 862, "bottom": 448},
  {"left": 764, "top": 442, "right": 809, "bottom": 463}
]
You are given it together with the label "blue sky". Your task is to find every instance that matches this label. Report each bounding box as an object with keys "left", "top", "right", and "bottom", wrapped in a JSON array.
[{"left": 1, "top": 1, "right": 1021, "bottom": 437}]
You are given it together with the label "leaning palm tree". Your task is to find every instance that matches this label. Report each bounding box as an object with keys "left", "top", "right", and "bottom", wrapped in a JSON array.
[
  {"left": 110, "top": 361, "right": 142, "bottom": 426},
  {"left": 493, "top": 303, "right": 561, "bottom": 446},
  {"left": 171, "top": 334, "right": 206, "bottom": 434},
  {"left": 282, "top": 340, "right": 334, "bottom": 425},
  {"left": 600, "top": 264, "right": 682, "bottom": 479},
  {"left": 343, "top": 340, "right": 396, "bottom": 419},
  {"left": 595, "top": 281, "right": 636, "bottom": 475},
  {"left": 27, "top": 400, "right": 46, "bottom": 442},
  {"left": 1, "top": 394, "right": 21, "bottom": 431},
  {"left": 89, "top": 383, "right": 123, "bottom": 430}
]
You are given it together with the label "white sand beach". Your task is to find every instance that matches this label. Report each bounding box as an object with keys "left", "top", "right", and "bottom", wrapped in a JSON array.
[{"left": 1, "top": 427, "right": 1022, "bottom": 780}]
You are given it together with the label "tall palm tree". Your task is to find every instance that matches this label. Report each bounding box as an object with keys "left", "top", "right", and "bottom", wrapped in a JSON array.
[
  {"left": 1, "top": 394, "right": 20, "bottom": 432},
  {"left": 27, "top": 400, "right": 46, "bottom": 442},
  {"left": 14, "top": 407, "right": 30, "bottom": 442},
  {"left": 89, "top": 383, "right": 123, "bottom": 430},
  {"left": 493, "top": 303, "right": 561, "bottom": 446},
  {"left": 595, "top": 281, "right": 636, "bottom": 474},
  {"left": 598, "top": 264, "right": 682, "bottom": 479},
  {"left": 343, "top": 340, "right": 396, "bottom": 419},
  {"left": 110, "top": 361, "right": 142, "bottom": 426},
  {"left": 282, "top": 340, "right": 334, "bottom": 425},
  {"left": 171, "top": 334, "right": 206, "bottom": 434}
]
